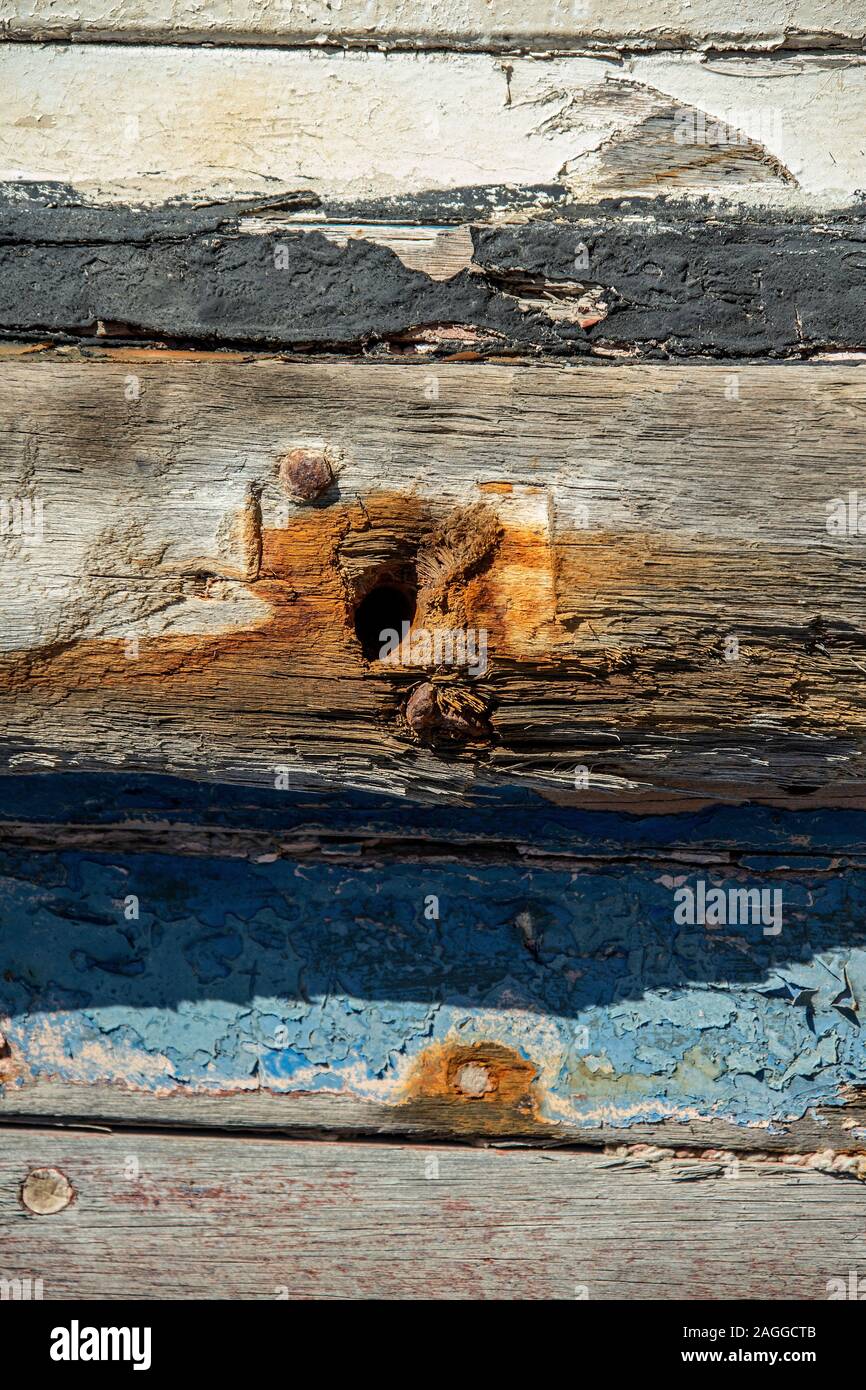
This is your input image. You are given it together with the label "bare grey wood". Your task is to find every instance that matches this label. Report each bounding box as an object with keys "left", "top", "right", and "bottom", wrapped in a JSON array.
[
  {"left": 4, "top": 1080, "right": 866, "bottom": 1157},
  {"left": 0, "top": 1127, "right": 862, "bottom": 1299},
  {"left": 2, "top": 354, "right": 866, "bottom": 807}
]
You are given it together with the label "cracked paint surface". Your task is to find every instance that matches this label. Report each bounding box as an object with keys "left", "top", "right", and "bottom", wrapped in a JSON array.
[{"left": 1, "top": 779, "right": 865, "bottom": 1131}]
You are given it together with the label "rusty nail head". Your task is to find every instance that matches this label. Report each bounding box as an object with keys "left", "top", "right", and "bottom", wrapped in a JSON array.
[
  {"left": 405, "top": 682, "right": 489, "bottom": 745},
  {"left": 279, "top": 448, "right": 334, "bottom": 501}
]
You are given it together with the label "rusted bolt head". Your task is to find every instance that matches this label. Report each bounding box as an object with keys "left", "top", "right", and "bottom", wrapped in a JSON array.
[
  {"left": 405, "top": 682, "right": 490, "bottom": 745},
  {"left": 405, "top": 682, "right": 439, "bottom": 733},
  {"left": 21, "top": 1167, "right": 74, "bottom": 1215},
  {"left": 454, "top": 1062, "right": 495, "bottom": 1098},
  {"left": 279, "top": 448, "right": 333, "bottom": 501}
]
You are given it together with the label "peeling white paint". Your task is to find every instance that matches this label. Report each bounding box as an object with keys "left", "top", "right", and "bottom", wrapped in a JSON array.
[{"left": 1, "top": 47, "right": 864, "bottom": 207}]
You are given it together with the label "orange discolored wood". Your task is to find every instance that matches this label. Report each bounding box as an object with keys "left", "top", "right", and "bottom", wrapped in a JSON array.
[
  {"left": 398, "top": 1041, "right": 547, "bottom": 1137},
  {"left": 1, "top": 356, "right": 865, "bottom": 804}
]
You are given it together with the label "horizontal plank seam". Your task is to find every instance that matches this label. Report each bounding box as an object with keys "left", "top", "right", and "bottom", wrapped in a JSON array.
[
  {"left": 0, "top": 37, "right": 864, "bottom": 58},
  {"left": 0, "top": 1112, "right": 861, "bottom": 1170},
  {"left": 1, "top": 342, "right": 865, "bottom": 369},
  {"left": 0, "top": 821, "right": 863, "bottom": 869},
  {"left": 6, "top": 335, "right": 866, "bottom": 364}
]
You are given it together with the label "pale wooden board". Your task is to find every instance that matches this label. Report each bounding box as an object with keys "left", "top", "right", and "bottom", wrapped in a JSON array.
[
  {"left": 2, "top": 354, "right": 866, "bottom": 805},
  {"left": 2, "top": 46, "right": 864, "bottom": 208},
  {"left": 0, "top": 1127, "right": 863, "bottom": 1299},
  {"left": 3, "top": 0, "right": 864, "bottom": 51},
  {"left": 263, "top": 223, "right": 478, "bottom": 279}
]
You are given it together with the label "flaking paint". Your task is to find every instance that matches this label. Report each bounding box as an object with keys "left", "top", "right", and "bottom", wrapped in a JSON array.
[{"left": 1, "top": 786, "right": 866, "bottom": 1135}]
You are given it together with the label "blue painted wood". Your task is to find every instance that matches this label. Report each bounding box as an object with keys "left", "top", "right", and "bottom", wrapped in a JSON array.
[{"left": 1, "top": 776, "right": 864, "bottom": 1134}]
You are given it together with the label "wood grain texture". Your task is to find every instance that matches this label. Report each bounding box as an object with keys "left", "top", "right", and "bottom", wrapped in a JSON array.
[
  {"left": 2, "top": 355, "right": 866, "bottom": 805},
  {"left": 2, "top": 47, "right": 864, "bottom": 208},
  {"left": 7, "top": 1081, "right": 866, "bottom": 1157},
  {"left": 4, "top": 0, "right": 864, "bottom": 51},
  {"left": 2, "top": 4, "right": 864, "bottom": 1277},
  {"left": 0, "top": 1128, "right": 863, "bottom": 1299}
]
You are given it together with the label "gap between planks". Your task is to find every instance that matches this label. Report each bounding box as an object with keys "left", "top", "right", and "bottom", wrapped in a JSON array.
[
  {"left": 2, "top": 0, "right": 865, "bottom": 53},
  {"left": 0, "top": 1112, "right": 863, "bottom": 1177},
  {"left": 4, "top": 1084, "right": 866, "bottom": 1160}
]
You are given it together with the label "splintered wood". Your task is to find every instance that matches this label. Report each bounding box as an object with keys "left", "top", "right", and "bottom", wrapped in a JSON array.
[{"left": 1, "top": 354, "right": 864, "bottom": 806}]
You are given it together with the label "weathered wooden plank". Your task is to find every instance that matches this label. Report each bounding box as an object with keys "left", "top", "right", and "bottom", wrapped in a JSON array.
[
  {"left": 3, "top": 0, "right": 864, "bottom": 52},
  {"left": 0, "top": 1128, "right": 863, "bottom": 1299},
  {"left": 7, "top": 1081, "right": 866, "bottom": 1158},
  {"left": 2, "top": 827, "right": 866, "bottom": 1145},
  {"left": 1, "top": 356, "right": 866, "bottom": 805},
  {"left": 3, "top": 193, "right": 864, "bottom": 357},
  {"left": 2, "top": 47, "right": 864, "bottom": 208}
]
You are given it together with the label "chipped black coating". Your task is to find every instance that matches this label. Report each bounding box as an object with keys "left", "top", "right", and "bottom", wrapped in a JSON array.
[
  {"left": 0, "top": 230, "right": 580, "bottom": 352},
  {"left": 0, "top": 184, "right": 863, "bottom": 357},
  {"left": 0, "top": 183, "right": 320, "bottom": 244},
  {"left": 477, "top": 208, "right": 866, "bottom": 357}
]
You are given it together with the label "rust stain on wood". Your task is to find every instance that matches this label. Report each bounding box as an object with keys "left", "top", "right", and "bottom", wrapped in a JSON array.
[
  {"left": 2, "top": 491, "right": 554, "bottom": 690},
  {"left": 0, "top": 1031, "right": 26, "bottom": 1087},
  {"left": 396, "top": 1040, "right": 549, "bottom": 1137},
  {"left": 2, "top": 483, "right": 865, "bottom": 794}
]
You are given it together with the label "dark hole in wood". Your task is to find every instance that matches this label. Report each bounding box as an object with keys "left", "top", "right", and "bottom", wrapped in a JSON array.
[{"left": 354, "top": 582, "right": 416, "bottom": 661}]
